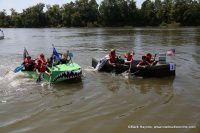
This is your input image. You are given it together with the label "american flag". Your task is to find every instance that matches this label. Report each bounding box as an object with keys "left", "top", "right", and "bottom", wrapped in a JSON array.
[{"left": 166, "top": 49, "right": 175, "bottom": 56}]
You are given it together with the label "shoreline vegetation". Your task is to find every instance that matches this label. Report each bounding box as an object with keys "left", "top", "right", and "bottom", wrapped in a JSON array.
[{"left": 0, "top": 0, "right": 200, "bottom": 28}]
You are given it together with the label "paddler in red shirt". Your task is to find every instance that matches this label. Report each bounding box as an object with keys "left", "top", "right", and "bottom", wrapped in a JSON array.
[
  {"left": 137, "top": 56, "right": 151, "bottom": 68},
  {"left": 108, "top": 49, "right": 119, "bottom": 67},
  {"left": 35, "top": 54, "right": 50, "bottom": 82},
  {"left": 124, "top": 51, "right": 134, "bottom": 64},
  {"left": 23, "top": 55, "right": 34, "bottom": 71}
]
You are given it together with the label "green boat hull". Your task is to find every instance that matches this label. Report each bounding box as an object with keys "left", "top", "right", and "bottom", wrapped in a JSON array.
[{"left": 23, "top": 63, "right": 82, "bottom": 83}]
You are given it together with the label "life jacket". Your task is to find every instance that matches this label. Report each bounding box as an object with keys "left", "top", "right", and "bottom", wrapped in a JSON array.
[
  {"left": 109, "top": 54, "right": 118, "bottom": 63},
  {"left": 38, "top": 56, "right": 46, "bottom": 64},
  {"left": 36, "top": 63, "right": 46, "bottom": 72},
  {"left": 35, "top": 56, "right": 46, "bottom": 66},
  {"left": 124, "top": 54, "right": 133, "bottom": 61},
  {"left": 35, "top": 56, "right": 47, "bottom": 72}
]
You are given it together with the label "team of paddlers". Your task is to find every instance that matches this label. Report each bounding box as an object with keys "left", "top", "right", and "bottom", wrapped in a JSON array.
[
  {"left": 23, "top": 51, "right": 72, "bottom": 77},
  {"left": 106, "top": 49, "right": 158, "bottom": 68},
  {"left": 22, "top": 48, "right": 158, "bottom": 80}
]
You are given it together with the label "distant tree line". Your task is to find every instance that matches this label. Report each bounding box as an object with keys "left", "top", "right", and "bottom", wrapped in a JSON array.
[{"left": 0, "top": 0, "right": 200, "bottom": 27}]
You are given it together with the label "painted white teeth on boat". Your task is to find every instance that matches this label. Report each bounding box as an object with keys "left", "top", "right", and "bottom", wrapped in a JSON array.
[{"left": 52, "top": 70, "right": 82, "bottom": 82}]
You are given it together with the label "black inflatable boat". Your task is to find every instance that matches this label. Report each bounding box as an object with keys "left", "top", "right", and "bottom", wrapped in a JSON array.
[{"left": 92, "top": 58, "right": 176, "bottom": 77}]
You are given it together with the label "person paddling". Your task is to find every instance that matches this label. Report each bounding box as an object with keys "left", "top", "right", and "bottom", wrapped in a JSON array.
[
  {"left": 108, "top": 49, "right": 119, "bottom": 67},
  {"left": 124, "top": 51, "right": 134, "bottom": 64},
  {"left": 146, "top": 53, "right": 158, "bottom": 65},
  {"left": 95, "top": 49, "right": 124, "bottom": 71},
  {"left": 36, "top": 54, "right": 46, "bottom": 65},
  {"left": 35, "top": 54, "right": 50, "bottom": 82},
  {"left": 137, "top": 56, "right": 151, "bottom": 68},
  {"left": 60, "top": 51, "right": 70, "bottom": 64},
  {"left": 35, "top": 60, "right": 50, "bottom": 82},
  {"left": 23, "top": 55, "right": 34, "bottom": 71}
]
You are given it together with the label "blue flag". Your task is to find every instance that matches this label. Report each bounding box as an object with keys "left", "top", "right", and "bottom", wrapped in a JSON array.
[{"left": 53, "top": 47, "right": 60, "bottom": 62}]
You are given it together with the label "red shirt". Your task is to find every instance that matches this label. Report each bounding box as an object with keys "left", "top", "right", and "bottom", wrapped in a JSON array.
[
  {"left": 35, "top": 56, "right": 47, "bottom": 72},
  {"left": 35, "top": 57, "right": 46, "bottom": 66},
  {"left": 38, "top": 56, "right": 46, "bottom": 64},
  {"left": 124, "top": 54, "right": 133, "bottom": 61},
  {"left": 146, "top": 54, "right": 154, "bottom": 64},
  {"left": 109, "top": 54, "right": 118, "bottom": 63},
  {"left": 35, "top": 64, "right": 46, "bottom": 72}
]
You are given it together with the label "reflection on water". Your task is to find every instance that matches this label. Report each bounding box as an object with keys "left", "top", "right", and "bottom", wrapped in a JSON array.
[
  {"left": 129, "top": 77, "right": 175, "bottom": 94},
  {"left": 0, "top": 28, "right": 200, "bottom": 133}
]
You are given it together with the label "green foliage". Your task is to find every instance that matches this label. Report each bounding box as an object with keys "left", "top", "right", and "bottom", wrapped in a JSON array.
[
  {"left": 140, "top": 0, "right": 157, "bottom": 26},
  {"left": 0, "top": 0, "right": 200, "bottom": 27},
  {"left": 46, "top": 4, "right": 61, "bottom": 27},
  {"left": 0, "top": 10, "right": 11, "bottom": 27},
  {"left": 71, "top": 12, "right": 82, "bottom": 26},
  {"left": 10, "top": 9, "right": 22, "bottom": 27},
  {"left": 21, "top": 3, "right": 46, "bottom": 27},
  {"left": 61, "top": 2, "right": 75, "bottom": 27},
  {"left": 182, "top": 7, "right": 200, "bottom": 26},
  {"left": 99, "top": 0, "right": 139, "bottom": 26}
]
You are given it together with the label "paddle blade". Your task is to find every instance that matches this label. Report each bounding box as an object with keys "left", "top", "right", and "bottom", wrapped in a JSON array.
[{"left": 14, "top": 65, "right": 24, "bottom": 73}]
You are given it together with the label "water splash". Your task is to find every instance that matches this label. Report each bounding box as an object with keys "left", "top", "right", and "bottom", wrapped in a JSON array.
[{"left": 83, "top": 66, "right": 96, "bottom": 72}]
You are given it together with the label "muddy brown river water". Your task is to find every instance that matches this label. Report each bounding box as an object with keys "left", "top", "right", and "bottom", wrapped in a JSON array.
[{"left": 0, "top": 28, "right": 199, "bottom": 133}]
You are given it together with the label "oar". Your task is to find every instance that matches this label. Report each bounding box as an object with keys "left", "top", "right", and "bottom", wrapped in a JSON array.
[
  {"left": 48, "top": 67, "right": 53, "bottom": 86},
  {"left": 127, "top": 59, "right": 133, "bottom": 75},
  {"left": 49, "top": 46, "right": 55, "bottom": 86},
  {"left": 14, "top": 64, "right": 24, "bottom": 73},
  {"left": 130, "top": 69, "right": 141, "bottom": 75},
  {"left": 152, "top": 54, "right": 156, "bottom": 62}
]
